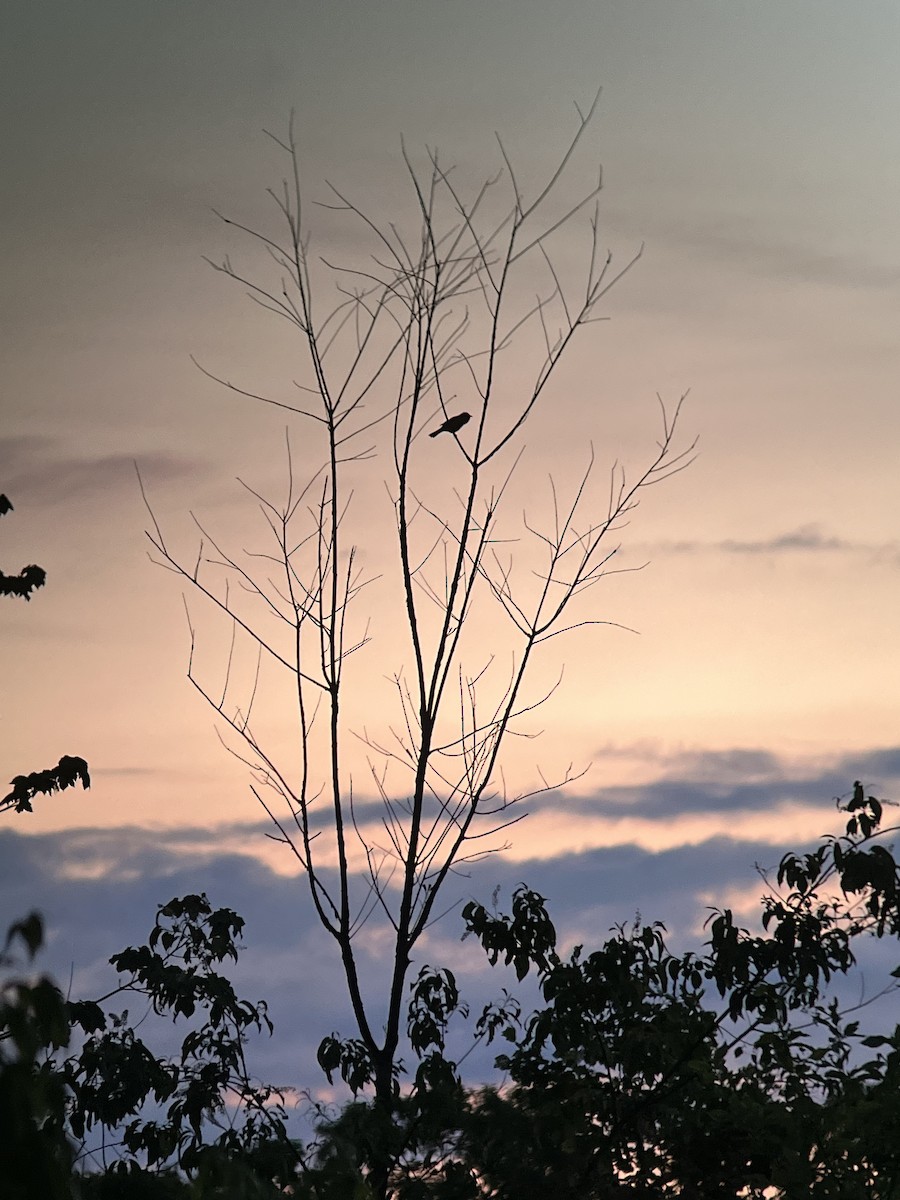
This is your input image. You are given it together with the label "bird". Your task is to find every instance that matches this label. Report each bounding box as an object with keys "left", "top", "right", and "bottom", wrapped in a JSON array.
[{"left": 429, "top": 411, "right": 471, "bottom": 438}]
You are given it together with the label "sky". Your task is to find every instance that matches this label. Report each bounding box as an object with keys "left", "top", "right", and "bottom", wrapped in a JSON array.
[{"left": 3, "top": 0, "right": 900, "bottom": 1121}]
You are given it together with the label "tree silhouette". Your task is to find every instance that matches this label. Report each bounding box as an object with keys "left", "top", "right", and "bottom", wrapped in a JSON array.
[{"left": 141, "top": 91, "right": 694, "bottom": 1196}]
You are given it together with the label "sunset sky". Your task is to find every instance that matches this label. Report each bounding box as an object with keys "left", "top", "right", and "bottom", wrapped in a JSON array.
[{"left": 3, "top": 0, "right": 900, "bottom": 1107}]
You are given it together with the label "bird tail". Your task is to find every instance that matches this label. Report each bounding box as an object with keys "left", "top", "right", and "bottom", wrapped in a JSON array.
[{"left": 429, "top": 429, "right": 441, "bottom": 437}]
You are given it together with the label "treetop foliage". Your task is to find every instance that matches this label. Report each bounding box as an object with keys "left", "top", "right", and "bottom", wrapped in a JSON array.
[{"left": 4, "top": 783, "right": 900, "bottom": 1197}]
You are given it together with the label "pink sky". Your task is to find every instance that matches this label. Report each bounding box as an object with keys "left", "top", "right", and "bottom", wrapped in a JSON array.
[{"left": 3, "top": 0, "right": 900, "bottom": 1102}]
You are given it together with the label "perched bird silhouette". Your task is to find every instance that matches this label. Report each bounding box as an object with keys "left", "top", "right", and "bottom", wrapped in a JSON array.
[{"left": 429, "top": 411, "right": 471, "bottom": 438}]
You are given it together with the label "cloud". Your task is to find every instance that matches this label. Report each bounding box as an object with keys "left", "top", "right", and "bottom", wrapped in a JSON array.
[
  {"left": 559, "top": 752, "right": 840, "bottom": 822},
  {"left": 0, "top": 435, "right": 52, "bottom": 473},
  {"left": 655, "top": 215, "right": 900, "bottom": 295},
  {"left": 8, "top": 742, "right": 897, "bottom": 934},
  {"left": 506, "top": 742, "right": 900, "bottom": 865},
  {"left": 0, "top": 820, "right": 788, "bottom": 1093},
  {"left": 651, "top": 524, "right": 900, "bottom": 565},
  {"left": 719, "top": 528, "right": 850, "bottom": 554},
  {"left": 849, "top": 746, "right": 900, "bottom": 780},
  {"left": 92, "top": 764, "right": 173, "bottom": 779},
  {"left": 0, "top": 440, "right": 203, "bottom": 510},
  {"left": 12, "top": 743, "right": 896, "bottom": 892},
  {"left": 588, "top": 743, "right": 786, "bottom": 785},
  {"left": 4, "top": 737, "right": 897, "bottom": 1103}
]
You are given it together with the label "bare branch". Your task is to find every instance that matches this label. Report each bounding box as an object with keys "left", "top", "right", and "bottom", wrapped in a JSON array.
[{"left": 146, "top": 94, "right": 695, "bottom": 1132}]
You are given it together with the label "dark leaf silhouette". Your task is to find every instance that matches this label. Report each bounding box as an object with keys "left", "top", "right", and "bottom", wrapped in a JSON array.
[
  {"left": 2, "top": 755, "right": 91, "bottom": 814},
  {"left": 1, "top": 493, "right": 46, "bottom": 598},
  {"left": 0, "top": 563, "right": 47, "bottom": 600}
]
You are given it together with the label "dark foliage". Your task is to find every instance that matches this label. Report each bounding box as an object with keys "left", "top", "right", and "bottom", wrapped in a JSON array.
[
  {"left": 299, "top": 783, "right": 900, "bottom": 1198},
  {"left": 2, "top": 895, "right": 304, "bottom": 1198},
  {"left": 0, "top": 492, "right": 47, "bottom": 599},
  {"left": 0, "top": 560, "right": 47, "bottom": 600},
  {"left": 2, "top": 493, "right": 90, "bottom": 815},
  {"left": 0, "top": 914, "right": 74, "bottom": 1200},
  {"left": 3, "top": 786, "right": 900, "bottom": 1198},
  {"left": 2, "top": 755, "right": 92, "bottom": 815}
]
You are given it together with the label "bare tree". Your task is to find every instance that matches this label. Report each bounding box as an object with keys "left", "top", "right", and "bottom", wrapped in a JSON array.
[{"left": 141, "top": 90, "right": 694, "bottom": 1194}]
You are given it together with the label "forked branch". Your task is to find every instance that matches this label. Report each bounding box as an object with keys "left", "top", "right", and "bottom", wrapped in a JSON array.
[{"left": 143, "top": 95, "right": 694, "bottom": 1151}]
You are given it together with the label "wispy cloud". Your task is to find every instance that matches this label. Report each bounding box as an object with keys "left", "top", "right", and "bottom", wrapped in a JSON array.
[
  {"left": 507, "top": 742, "right": 900, "bottom": 862},
  {"left": 1, "top": 441, "right": 203, "bottom": 509},
  {"left": 650, "top": 524, "right": 900, "bottom": 565},
  {"left": 0, "top": 435, "right": 52, "bottom": 473},
  {"left": 10, "top": 743, "right": 897, "bottom": 884},
  {"left": 654, "top": 216, "right": 900, "bottom": 295}
]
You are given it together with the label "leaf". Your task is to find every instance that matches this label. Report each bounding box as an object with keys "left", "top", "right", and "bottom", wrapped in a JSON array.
[
  {"left": 3, "top": 911, "right": 44, "bottom": 960},
  {"left": 3, "top": 755, "right": 91, "bottom": 812}
]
